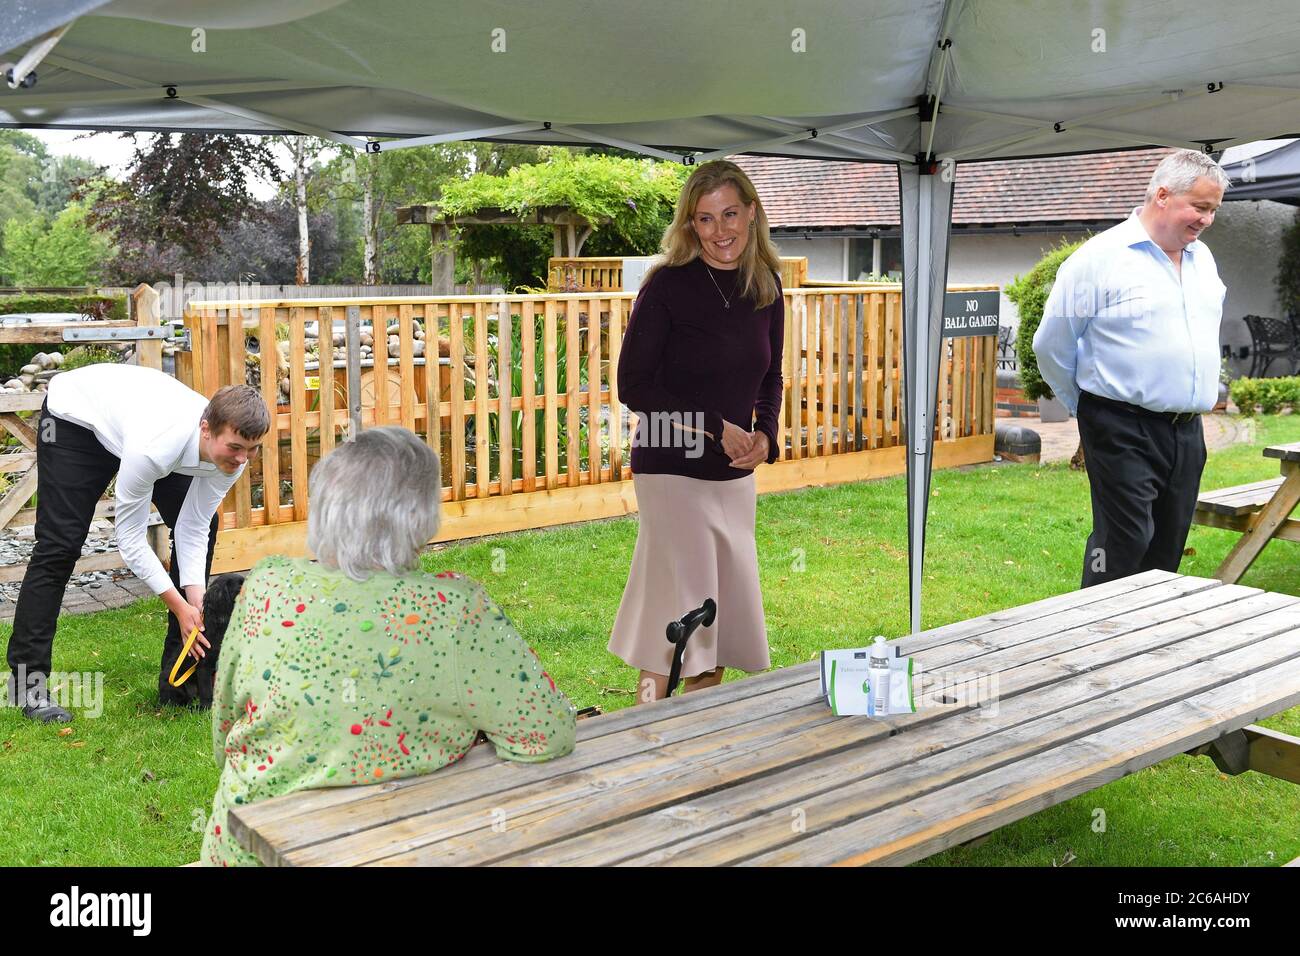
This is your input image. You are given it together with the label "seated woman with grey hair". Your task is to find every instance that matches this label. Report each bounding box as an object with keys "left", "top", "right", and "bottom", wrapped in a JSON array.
[{"left": 201, "top": 426, "right": 576, "bottom": 866}]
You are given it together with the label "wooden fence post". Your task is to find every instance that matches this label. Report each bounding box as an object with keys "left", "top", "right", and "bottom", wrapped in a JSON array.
[{"left": 132, "top": 283, "right": 164, "bottom": 371}]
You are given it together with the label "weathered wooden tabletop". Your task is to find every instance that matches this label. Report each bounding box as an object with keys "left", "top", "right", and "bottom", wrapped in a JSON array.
[{"left": 228, "top": 569, "right": 1300, "bottom": 866}]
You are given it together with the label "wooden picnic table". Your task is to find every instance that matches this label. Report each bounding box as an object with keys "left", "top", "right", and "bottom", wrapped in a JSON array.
[
  {"left": 227, "top": 569, "right": 1300, "bottom": 866},
  {"left": 1194, "top": 440, "right": 1300, "bottom": 584}
]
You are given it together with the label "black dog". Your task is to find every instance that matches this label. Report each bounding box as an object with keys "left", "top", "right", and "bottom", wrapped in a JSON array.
[{"left": 158, "top": 573, "right": 245, "bottom": 709}]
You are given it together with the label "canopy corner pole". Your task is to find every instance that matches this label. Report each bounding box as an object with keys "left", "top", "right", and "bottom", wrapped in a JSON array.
[
  {"left": 923, "top": 38, "right": 954, "bottom": 161},
  {"left": 547, "top": 125, "right": 688, "bottom": 163},
  {"left": 6, "top": 22, "right": 74, "bottom": 89},
  {"left": 907, "top": 168, "right": 936, "bottom": 637}
]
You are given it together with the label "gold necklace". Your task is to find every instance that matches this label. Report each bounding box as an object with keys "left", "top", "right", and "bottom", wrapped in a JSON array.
[{"left": 704, "top": 262, "right": 735, "bottom": 310}]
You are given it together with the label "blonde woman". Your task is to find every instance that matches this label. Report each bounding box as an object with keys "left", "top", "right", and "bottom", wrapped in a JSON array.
[{"left": 610, "top": 160, "right": 784, "bottom": 703}]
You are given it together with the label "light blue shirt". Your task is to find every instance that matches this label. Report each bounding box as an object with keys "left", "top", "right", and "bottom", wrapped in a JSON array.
[{"left": 1032, "top": 209, "right": 1226, "bottom": 416}]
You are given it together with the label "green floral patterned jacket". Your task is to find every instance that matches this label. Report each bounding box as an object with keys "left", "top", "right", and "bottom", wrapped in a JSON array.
[{"left": 202, "top": 555, "right": 576, "bottom": 866}]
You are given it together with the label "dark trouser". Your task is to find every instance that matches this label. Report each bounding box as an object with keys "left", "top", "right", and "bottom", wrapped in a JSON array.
[
  {"left": 1076, "top": 391, "right": 1207, "bottom": 588},
  {"left": 5, "top": 406, "right": 219, "bottom": 681}
]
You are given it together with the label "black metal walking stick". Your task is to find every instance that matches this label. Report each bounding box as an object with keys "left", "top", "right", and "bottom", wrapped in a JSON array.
[{"left": 664, "top": 598, "right": 717, "bottom": 697}]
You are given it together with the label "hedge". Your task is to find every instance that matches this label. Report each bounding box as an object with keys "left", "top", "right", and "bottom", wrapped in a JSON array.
[
  {"left": 1229, "top": 375, "right": 1300, "bottom": 416},
  {"left": 0, "top": 293, "right": 128, "bottom": 378}
]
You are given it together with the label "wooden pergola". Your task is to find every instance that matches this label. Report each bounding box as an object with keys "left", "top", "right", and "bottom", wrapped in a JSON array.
[{"left": 396, "top": 204, "right": 614, "bottom": 292}]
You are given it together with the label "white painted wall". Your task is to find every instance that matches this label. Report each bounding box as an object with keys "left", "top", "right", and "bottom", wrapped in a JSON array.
[
  {"left": 772, "top": 202, "right": 1296, "bottom": 379},
  {"left": 1205, "top": 200, "right": 1296, "bottom": 378},
  {"left": 771, "top": 236, "right": 846, "bottom": 281}
]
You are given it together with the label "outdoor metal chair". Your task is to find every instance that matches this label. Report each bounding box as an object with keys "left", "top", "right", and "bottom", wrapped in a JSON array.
[
  {"left": 1243, "top": 314, "right": 1300, "bottom": 377},
  {"left": 996, "top": 324, "right": 1017, "bottom": 371}
]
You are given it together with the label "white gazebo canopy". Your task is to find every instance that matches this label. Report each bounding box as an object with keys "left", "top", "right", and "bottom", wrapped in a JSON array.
[{"left": 7, "top": 0, "right": 1300, "bottom": 631}]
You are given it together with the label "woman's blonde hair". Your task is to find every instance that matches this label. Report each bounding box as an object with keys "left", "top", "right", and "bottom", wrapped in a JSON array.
[{"left": 643, "top": 160, "right": 783, "bottom": 308}]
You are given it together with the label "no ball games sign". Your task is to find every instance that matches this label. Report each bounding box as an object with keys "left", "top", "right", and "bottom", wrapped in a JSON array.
[{"left": 942, "top": 290, "right": 999, "bottom": 338}]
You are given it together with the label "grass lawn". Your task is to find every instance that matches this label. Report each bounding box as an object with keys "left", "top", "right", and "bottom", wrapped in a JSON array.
[{"left": 3, "top": 413, "right": 1299, "bottom": 866}]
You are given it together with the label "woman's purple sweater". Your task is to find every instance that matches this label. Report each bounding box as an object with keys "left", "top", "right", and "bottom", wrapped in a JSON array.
[{"left": 617, "top": 257, "right": 784, "bottom": 481}]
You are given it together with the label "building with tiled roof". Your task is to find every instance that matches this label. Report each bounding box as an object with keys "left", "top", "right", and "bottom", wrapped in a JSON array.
[{"left": 734, "top": 149, "right": 1294, "bottom": 378}]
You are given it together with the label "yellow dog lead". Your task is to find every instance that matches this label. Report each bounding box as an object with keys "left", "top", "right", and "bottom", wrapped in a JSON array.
[{"left": 167, "top": 627, "right": 202, "bottom": 688}]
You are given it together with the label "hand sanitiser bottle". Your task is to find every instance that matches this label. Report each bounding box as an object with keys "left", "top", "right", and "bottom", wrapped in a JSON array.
[{"left": 868, "top": 635, "right": 891, "bottom": 716}]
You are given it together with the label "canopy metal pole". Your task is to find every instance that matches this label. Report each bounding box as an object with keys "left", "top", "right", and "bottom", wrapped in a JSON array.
[{"left": 345, "top": 305, "right": 362, "bottom": 440}]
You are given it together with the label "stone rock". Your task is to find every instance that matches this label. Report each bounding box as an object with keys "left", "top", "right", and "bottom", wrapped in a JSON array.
[
  {"left": 49, "top": 351, "right": 63, "bottom": 367},
  {"left": 360, "top": 332, "right": 373, "bottom": 348},
  {"left": 333, "top": 333, "right": 345, "bottom": 347},
  {"left": 19, "top": 373, "right": 35, "bottom": 387},
  {"left": 387, "top": 334, "right": 400, "bottom": 351},
  {"left": 412, "top": 340, "right": 425, "bottom": 358},
  {"left": 19, "top": 363, "right": 40, "bottom": 375},
  {"left": 414, "top": 329, "right": 425, "bottom": 340},
  {"left": 994, "top": 422, "right": 1041, "bottom": 463},
  {"left": 386, "top": 323, "right": 399, "bottom": 335},
  {"left": 4, "top": 379, "right": 23, "bottom": 390},
  {"left": 30, "top": 352, "right": 47, "bottom": 366}
]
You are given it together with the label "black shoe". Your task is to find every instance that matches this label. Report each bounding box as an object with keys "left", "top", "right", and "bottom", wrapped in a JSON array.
[{"left": 21, "top": 687, "right": 72, "bottom": 723}]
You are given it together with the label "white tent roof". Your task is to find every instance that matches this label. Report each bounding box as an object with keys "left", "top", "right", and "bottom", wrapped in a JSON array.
[
  {"left": 7, "top": 0, "right": 1300, "bottom": 633},
  {"left": 4, "top": 0, "right": 1300, "bottom": 162}
]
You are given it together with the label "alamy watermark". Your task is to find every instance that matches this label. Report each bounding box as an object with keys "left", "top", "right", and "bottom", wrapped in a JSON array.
[
  {"left": 628, "top": 410, "right": 709, "bottom": 458},
  {"left": 150, "top": 272, "right": 265, "bottom": 323},
  {"left": 5, "top": 666, "right": 104, "bottom": 718},
  {"left": 1048, "top": 276, "right": 1151, "bottom": 323}
]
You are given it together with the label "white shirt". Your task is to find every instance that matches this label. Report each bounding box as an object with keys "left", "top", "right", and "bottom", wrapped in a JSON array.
[
  {"left": 46, "top": 364, "right": 244, "bottom": 595},
  {"left": 1032, "top": 208, "right": 1226, "bottom": 416}
]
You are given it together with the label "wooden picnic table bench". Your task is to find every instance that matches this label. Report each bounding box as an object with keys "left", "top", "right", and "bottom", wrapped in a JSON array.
[
  {"left": 1194, "top": 440, "right": 1300, "bottom": 583},
  {"left": 227, "top": 569, "right": 1300, "bottom": 866}
]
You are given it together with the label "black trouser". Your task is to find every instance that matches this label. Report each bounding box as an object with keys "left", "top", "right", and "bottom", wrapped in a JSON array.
[
  {"left": 5, "top": 406, "right": 219, "bottom": 680},
  {"left": 1076, "top": 391, "right": 1206, "bottom": 588}
]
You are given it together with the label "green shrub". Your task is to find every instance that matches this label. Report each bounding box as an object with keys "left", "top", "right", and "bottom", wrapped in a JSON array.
[
  {"left": 1005, "top": 238, "right": 1088, "bottom": 401},
  {"left": 1230, "top": 375, "right": 1300, "bottom": 415},
  {"left": 0, "top": 293, "right": 127, "bottom": 378}
]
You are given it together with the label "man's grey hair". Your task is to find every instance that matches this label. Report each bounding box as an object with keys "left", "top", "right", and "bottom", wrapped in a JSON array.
[
  {"left": 1145, "top": 149, "right": 1230, "bottom": 202},
  {"left": 307, "top": 426, "right": 441, "bottom": 581}
]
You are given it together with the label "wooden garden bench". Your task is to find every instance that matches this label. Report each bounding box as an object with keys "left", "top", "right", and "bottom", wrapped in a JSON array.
[
  {"left": 227, "top": 569, "right": 1300, "bottom": 866},
  {"left": 1194, "top": 441, "right": 1300, "bottom": 584}
]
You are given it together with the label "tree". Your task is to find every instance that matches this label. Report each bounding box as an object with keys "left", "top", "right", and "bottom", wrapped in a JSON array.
[
  {"left": 0, "top": 200, "right": 114, "bottom": 286},
  {"left": 273, "top": 136, "right": 331, "bottom": 284},
  {"left": 191, "top": 197, "right": 342, "bottom": 285},
  {"left": 83, "top": 133, "right": 279, "bottom": 283},
  {"left": 0, "top": 132, "right": 42, "bottom": 235},
  {"left": 319, "top": 142, "right": 477, "bottom": 285},
  {"left": 437, "top": 148, "right": 687, "bottom": 289},
  {"left": 1007, "top": 237, "right": 1089, "bottom": 469}
]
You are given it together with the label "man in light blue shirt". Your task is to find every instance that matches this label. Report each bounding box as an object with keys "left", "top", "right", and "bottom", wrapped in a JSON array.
[{"left": 1033, "top": 149, "right": 1228, "bottom": 587}]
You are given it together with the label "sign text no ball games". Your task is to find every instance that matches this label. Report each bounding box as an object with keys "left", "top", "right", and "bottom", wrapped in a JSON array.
[{"left": 942, "top": 290, "right": 999, "bottom": 338}]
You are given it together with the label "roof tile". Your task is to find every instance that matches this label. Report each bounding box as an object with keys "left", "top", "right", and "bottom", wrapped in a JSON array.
[{"left": 735, "top": 148, "right": 1172, "bottom": 228}]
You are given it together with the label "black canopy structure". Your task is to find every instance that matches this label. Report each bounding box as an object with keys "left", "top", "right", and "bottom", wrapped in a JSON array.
[{"left": 1222, "top": 139, "right": 1300, "bottom": 205}]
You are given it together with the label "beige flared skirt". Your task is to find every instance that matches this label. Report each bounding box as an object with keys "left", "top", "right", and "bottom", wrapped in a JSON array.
[{"left": 608, "top": 472, "right": 770, "bottom": 678}]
